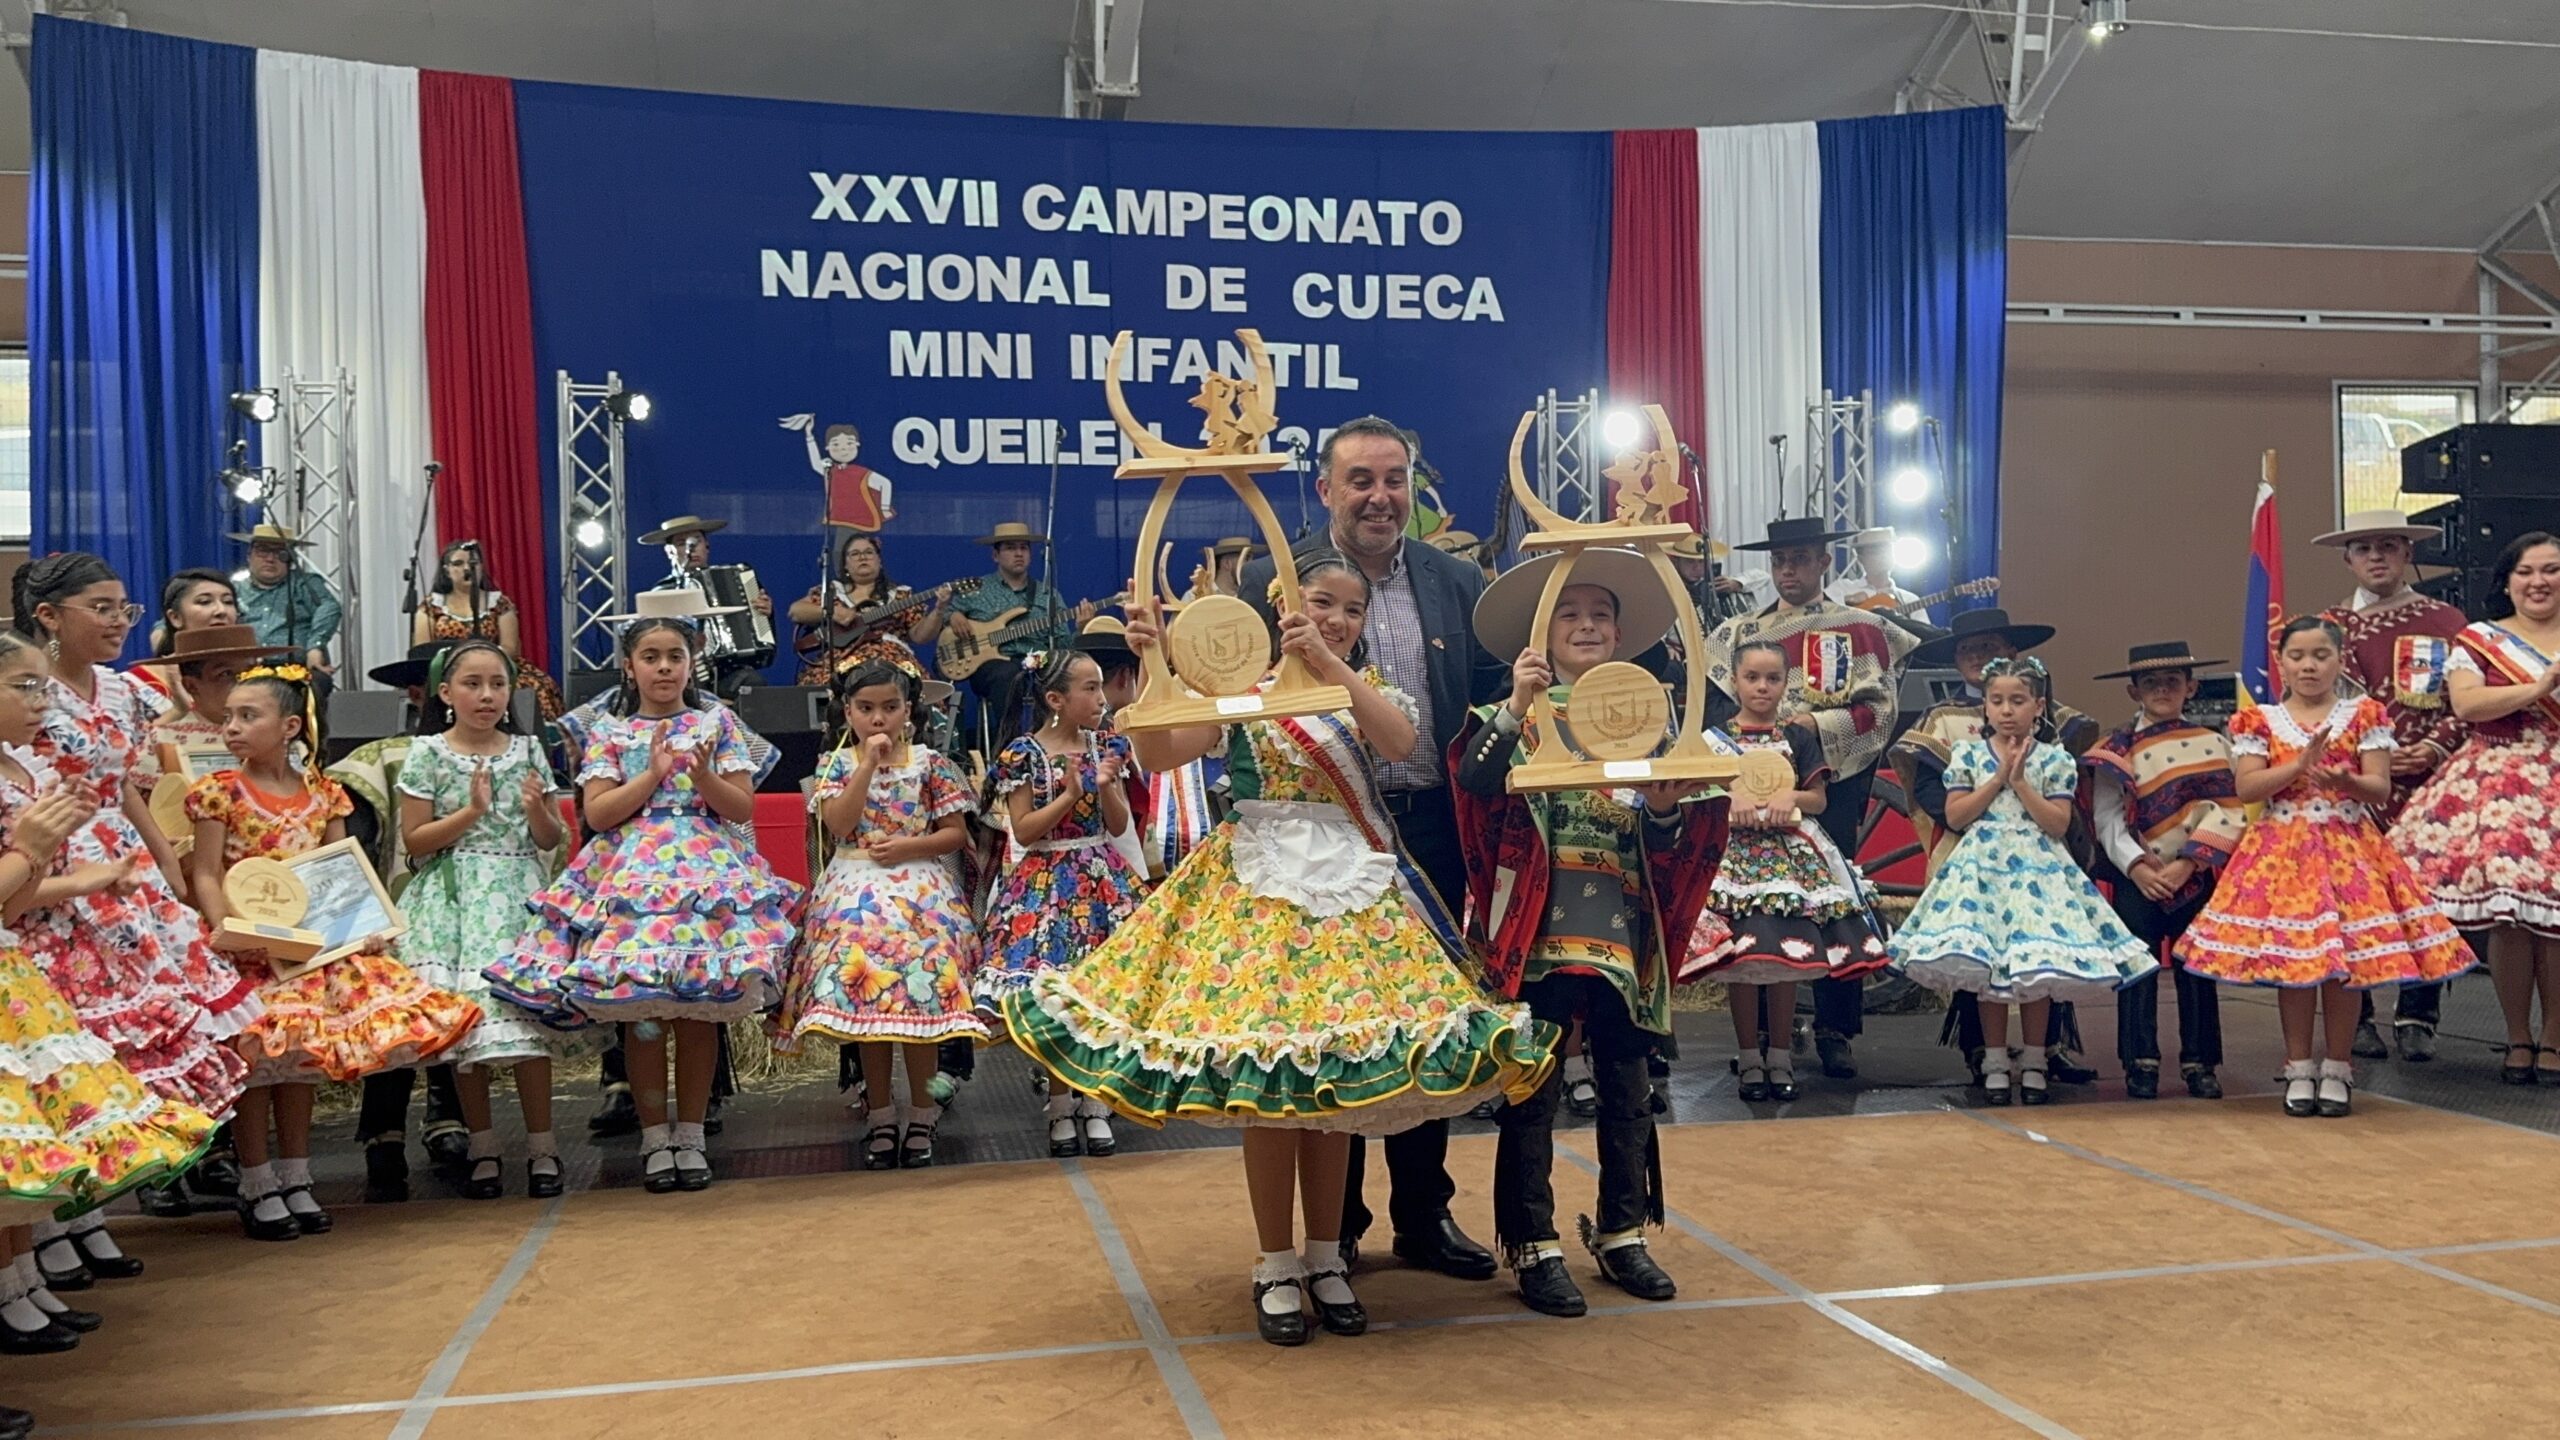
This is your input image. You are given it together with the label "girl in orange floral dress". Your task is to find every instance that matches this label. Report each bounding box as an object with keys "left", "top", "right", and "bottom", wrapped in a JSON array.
[
  {"left": 185, "top": 665, "right": 479, "bottom": 1241},
  {"left": 2175, "top": 617, "right": 2474, "bottom": 1118}
]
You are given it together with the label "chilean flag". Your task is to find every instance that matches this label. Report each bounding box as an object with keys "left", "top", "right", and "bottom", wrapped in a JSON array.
[{"left": 2241, "top": 478, "right": 2287, "bottom": 703}]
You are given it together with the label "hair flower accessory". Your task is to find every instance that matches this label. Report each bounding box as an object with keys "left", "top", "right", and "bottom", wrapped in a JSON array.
[
  {"left": 238, "top": 661, "right": 312, "bottom": 685},
  {"left": 1019, "top": 649, "right": 1050, "bottom": 673}
]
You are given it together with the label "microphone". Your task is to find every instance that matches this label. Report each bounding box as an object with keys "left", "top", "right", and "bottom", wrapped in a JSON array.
[
  {"left": 424, "top": 461, "right": 444, "bottom": 477},
  {"left": 229, "top": 439, "right": 249, "bottom": 463}
]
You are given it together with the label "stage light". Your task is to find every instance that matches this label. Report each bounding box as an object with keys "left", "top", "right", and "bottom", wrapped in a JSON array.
[
  {"left": 2085, "top": 0, "right": 2126, "bottom": 38},
  {"left": 1883, "top": 401, "right": 1922, "bottom": 436},
  {"left": 229, "top": 389, "right": 279, "bottom": 424},
  {"left": 1890, "top": 535, "right": 1930, "bottom": 574},
  {"left": 1600, "top": 409, "right": 1642, "bottom": 450},
  {"left": 229, "top": 471, "right": 266, "bottom": 505},
  {"left": 605, "top": 389, "right": 652, "bottom": 423},
  {"left": 1888, "top": 465, "right": 1933, "bottom": 506},
  {"left": 574, "top": 515, "right": 608, "bottom": 551}
]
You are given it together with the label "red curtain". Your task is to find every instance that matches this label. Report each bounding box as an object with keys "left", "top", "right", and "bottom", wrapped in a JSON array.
[
  {"left": 419, "top": 71, "right": 550, "bottom": 670},
  {"left": 1605, "top": 128, "right": 1706, "bottom": 528}
]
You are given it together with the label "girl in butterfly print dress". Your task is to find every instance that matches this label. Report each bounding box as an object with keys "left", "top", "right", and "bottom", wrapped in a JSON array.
[
  {"left": 186, "top": 665, "right": 480, "bottom": 1241},
  {"left": 484, "top": 617, "right": 799, "bottom": 1194},
  {"left": 2390, "top": 533, "right": 2560, "bottom": 1081},
  {"left": 775, "top": 661, "right": 984, "bottom": 1170},
  {"left": 974, "top": 650, "right": 1142, "bottom": 1158},
  {"left": 2176, "top": 617, "right": 2473, "bottom": 1117},
  {"left": 1888, "top": 659, "right": 2156, "bottom": 1106},
  {"left": 1680, "top": 640, "right": 1887, "bottom": 1105}
]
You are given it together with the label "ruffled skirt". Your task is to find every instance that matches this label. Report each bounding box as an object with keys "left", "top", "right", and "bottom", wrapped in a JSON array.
[
  {"left": 1681, "top": 823, "right": 1889, "bottom": 985},
  {"left": 236, "top": 951, "right": 482, "bottom": 1085},
  {"left": 20, "top": 884, "right": 249, "bottom": 1116},
  {"left": 2177, "top": 814, "right": 2475, "bottom": 988},
  {"left": 71, "top": 811, "right": 264, "bottom": 1034},
  {"left": 401, "top": 852, "right": 588, "bottom": 1069},
  {"left": 2392, "top": 727, "right": 2560, "bottom": 938},
  {"left": 973, "top": 838, "right": 1140, "bottom": 1011},
  {"left": 998, "top": 812, "right": 1555, "bottom": 1131},
  {"left": 776, "top": 851, "right": 988, "bottom": 1048},
  {"left": 1890, "top": 823, "right": 2159, "bottom": 1003},
  {"left": 0, "top": 949, "right": 220, "bottom": 1217}
]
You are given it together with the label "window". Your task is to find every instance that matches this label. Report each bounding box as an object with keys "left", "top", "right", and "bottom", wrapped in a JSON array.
[
  {"left": 0, "top": 354, "right": 25, "bottom": 542},
  {"left": 2502, "top": 386, "right": 2560, "bottom": 426},
  {"left": 2336, "top": 385, "right": 2475, "bottom": 523}
]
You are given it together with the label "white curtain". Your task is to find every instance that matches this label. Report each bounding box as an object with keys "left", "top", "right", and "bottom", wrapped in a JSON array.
[
  {"left": 256, "top": 50, "right": 432, "bottom": 681},
  {"left": 1697, "top": 122, "right": 1824, "bottom": 560}
]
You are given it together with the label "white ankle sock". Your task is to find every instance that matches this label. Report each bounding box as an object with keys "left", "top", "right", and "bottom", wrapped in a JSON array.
[
  {"left": 0, "top": 1294, "right": 48, "bottom": 1334},
  {"left": 275, "top": 1159, "right": 321, "bottom": 1215},
  {"left": 1045, "top": 1092, "right": 1079, "bottom": 1122},
  {"left": 1253, "top": 1250, "right": 1304, "bottom": 1315},
  {"left": 527, "top": 1130, "right": 560, "bottom": 1173},
  {"left": 905, "top": 1101, "right": 943, "bottom": 1127},
  {"left": 864, "top": 1105, "right": 898, "bottom": 1132},
  {"left": 32, "top": 1236, "right": 77, "bottom": 1274},
  {"left": 672, "top": 1121, "right": 705, "bottom": 1151},
  {"left": 240, "top": 1161, "right": 279, "bottom": 1199},
  {"left": 12, "top": 1257, "right": 61, "bottom": 1315},
  {"left": 67, "top": 1214, "right": 120, "bottom": 1260},
  {"left": 1302, "top": 1240, "right": 1355, "bottom": 1304},
  {"left": 467, "top": 1128, "right": 501, "bottom": 1161},
  {"left": 29, "top": 1219, "right": 64, "bottom": 1244},
  {"left": 640, "top": 1124, "right": 674, "bottom": 1172}
]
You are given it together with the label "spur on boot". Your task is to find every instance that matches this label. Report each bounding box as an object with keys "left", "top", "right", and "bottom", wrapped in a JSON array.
[
  {"left": 1585, "top": 1223, "right": 1676, "bottom": 1301},
  {"left": 1511, "top": 1241, "right": 1587, "bottom": 1318},
  {"left": 2280, "top": 1059, "right": 2318, "bottom": 1117}
]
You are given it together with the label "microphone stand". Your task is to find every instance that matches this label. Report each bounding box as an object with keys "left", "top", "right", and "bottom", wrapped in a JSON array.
[
  {"left": 1039, "top": 420, "right": 1066, "bottom": 643},
  {"left": 398, "top": 462, "right": 442, "bottom": 631},
  {"left": 1289, "top": 438, "right": 1312, "bottom": 540}
]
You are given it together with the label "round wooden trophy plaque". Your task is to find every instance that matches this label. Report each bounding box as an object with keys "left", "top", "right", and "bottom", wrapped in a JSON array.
[
  {"left": 226, "top": 857, "right": 309, "bottom": 926},
  {"left": 1163, "top": 595, "right": 1275, "bottom": 699},
  {"left": 1732, "top": 749, "right": 1797, "bottom": 811},
  {"left": 1563, "top": 662, "right": 1670, "bottom": 763}
]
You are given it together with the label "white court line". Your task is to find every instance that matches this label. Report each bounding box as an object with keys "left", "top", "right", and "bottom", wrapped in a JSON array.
[
  {"left": 386, "top": 1193, "right": 568, "bottom": 1440},
  {"left": 1553, "top": 1138, "right": 2085, "bottom": 1440},
  {"left": 1058, "top": 1157, "right": 1227, "bottom": 1440},
  {"left": 1953, "top": 1106, "right": 2560, "bottom": 1321}
]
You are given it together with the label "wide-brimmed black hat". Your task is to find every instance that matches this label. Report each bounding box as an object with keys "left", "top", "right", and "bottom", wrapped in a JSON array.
[
  {"left": 1907, "top": 607, "right": 2057, "bottom": 667},
  {"left": 1733, "top": 515, "right": 1861, "bottom": 553},
  {"left": 367, "top": 640, "right": 454, "bottom": 689},
  {"left": 2093, "top": 641, "right": 2229, "bottom": 680}
]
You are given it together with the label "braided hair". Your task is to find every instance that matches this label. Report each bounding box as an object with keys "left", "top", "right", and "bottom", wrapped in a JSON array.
[
  {"left": 1979, "top": 654, "right": 2059, "bottom": 744},
  {"left": 981, "top": 648, "right": 1096, "bottom": 807},
  {"left": 234, "top": 662, "right": 325, "bottom": 776}
]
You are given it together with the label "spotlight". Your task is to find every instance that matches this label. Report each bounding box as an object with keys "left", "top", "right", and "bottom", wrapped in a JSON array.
[
  {"left": 1883, "top": 401, "right": 1922, "bottom": 436},
  {"left": 1890, "top": 535, "right": 1930, "bottom": 574},
  {"left": 574, "top": 516, "right": 608, "bottom": 551},
  {"left": 2084, "top": 0, "right": 2126, "bottom": 38},
  {"left": 1600, "top": 409, "right": 1642, "bottom": 450},
  {"left": 230, "top": 471, "right": 267, "bottom": 505},
  {"left": 605, "top": 389, "right": 652, "bottom": 424},
  {"left": 1888, "top": 465, "right": 1934, "bottom": 506},
  {"left": 228, "top": 389, "right": 279, "bottom": 424}
]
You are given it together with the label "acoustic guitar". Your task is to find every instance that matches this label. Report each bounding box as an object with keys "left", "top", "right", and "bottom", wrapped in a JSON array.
[
  {"left": 1850, "top": 576, "right": 2001, "bottom": 617},
  {"left": 796, "top": 577, "right": 984, "bottom": 658},
  {"left": 936, "top": 591, "right": 1129, "bottom": 680}
]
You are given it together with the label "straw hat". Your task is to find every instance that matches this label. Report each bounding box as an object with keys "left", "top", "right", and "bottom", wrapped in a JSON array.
[
  {"left": 228, "top": 523, "right": 312, "bottom": 549},
  {"left": 1471, "top": 549, "right": 1674, "bottom": 662},
  {"left": 2092, "top": 641, "right": 2230, "bottom": 680},
  {"left": 1428, "top": 530, "right": 1482, "bottom": 554},
  {"left": 2313, "top": 509, "right": 2440, "bottom": 548},
  {"left": 974, "top": 521, "right": 1047, "bottom": 546},
  {"left": 594, "top": 588, "right": 746, "bottom": 624},
  {"left": 163, "top": 624, "right": 291, "bottom": 669},
  {"left": 1208, "top": 536, "right": 1258, "bottom": 558},
  {"left": 1665, "top": 533, "right": 1730, "bottom": 562},
  {"left": 636, "top": 515, "right": 729, "bottom": 547}
]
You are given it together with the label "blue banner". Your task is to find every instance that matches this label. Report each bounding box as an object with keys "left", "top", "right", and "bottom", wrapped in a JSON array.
[{"left": 513, "top": 82, "right": 1610, "bottom": 679}]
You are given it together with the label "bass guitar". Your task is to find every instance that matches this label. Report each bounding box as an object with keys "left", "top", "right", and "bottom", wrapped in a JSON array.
[{"left": 936, "top": 591, "right": 1129, "bottom": 680}]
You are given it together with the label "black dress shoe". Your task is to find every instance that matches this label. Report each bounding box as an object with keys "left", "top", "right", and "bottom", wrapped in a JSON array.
[
  {"left": 1251, "top": 1277, "right": 1309, "bottom": 1346},
  {"left": 461, "top": 1159, "right": 504, "bottom": 1201},
  {"left": 2351, "top": 1019, "right": 2389, "bottom": 1060},
  {"left": 642, "top": 1151, "right": 681, "bottom": 1194},
  {"left": 1392, "top": 1217, "right": 1498, "bottom": 1281},
  {"left": 2044, "top": 1051, "right": 2100, "bottom": 1086},
  {"left": 136, "top": 1180, "right": 194, "bottom": 1218},
  {"left": 34, "top": 1301, "right": 102, "bottom": 1333},
  {"left": 238, "top": 1199, "right": 300, "bottom": 1243},
  {"left": 189, "top": 1148, "right": 241, "bottom": 1198},
  {"left": 1816, "top": 1033, "right": 1857, "bottom": 1079},
  {"left": 1564, "top": 1075, "right": 1599, "bottom": 1118},
  {"left": 1514, "top": 1253, "right": 1587, "bottom": 1317},
  {"left": 364, "top": 1142, "right": 412, "bottom": 1204},
  {"left": 673, "top": 1151, "right": 714, "bottom": 1193},
  {"left": 0, "top": 1320, "right": 78, "bottom": 1355},
  {"left": 35, "top": 1249, "right": 90, "bottom": 1292},
  {"left": 280, "top": 1186, "right": 333, "bottom": 1234},
  {"left": 2125, "top": 1065, "right": 2159, "bottom": 1100},
  {"left": 1305, "top": 1267, "right": 1366, "bottom": 1336},
  {"left": 2501, "top": 1045, "right": 2538, "bottom": 1085},
  {"left": 588, "top": 1086, "right": 640, "bottom": 1137},
  {"left": 2184, "top": 1066, "right": 2224, "bottom": 1100},
  {"left": 0, "top": 1402, "right": 35, "bottom": 1440},
  {"left": 1467, "top": 1096, "right": 1503, "bottom": 1120},
  {"left": 527, "top": 1159, "right": 565, "bottom": 1200},
  {"left": 1592, "top": 1239, "right": 1677, "bottom": 1301},
  {"left": 71, "top": 1233, "right": 142, "bottom": 1281}
]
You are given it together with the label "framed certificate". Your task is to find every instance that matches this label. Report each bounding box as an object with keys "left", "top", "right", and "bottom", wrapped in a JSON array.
[{"left": 160, "top": 741, "right": 237, "bottom": 783}]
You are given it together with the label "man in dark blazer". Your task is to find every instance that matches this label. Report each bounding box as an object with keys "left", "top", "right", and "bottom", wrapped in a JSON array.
[{"left": 1240, "top": 416, "right": 1510, "bottom": 1281}]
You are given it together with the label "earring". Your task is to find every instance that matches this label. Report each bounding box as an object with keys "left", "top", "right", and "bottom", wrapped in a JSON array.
[{"left": 43, "top": 636, "right": 59, "bottom": 664}]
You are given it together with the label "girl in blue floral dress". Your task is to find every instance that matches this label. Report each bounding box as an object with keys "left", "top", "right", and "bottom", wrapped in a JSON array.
[
  {"left": 484, "top": 617, "right": 799, "bottom": 1194},
  {"left": 975, "top": 649, "right": 1141, "bottom": 1158},
  {"left": 1889, "top": 658, "right": 2156, "bottom": 1105},
  {"left": 776, "top": 661, "right": 983, "bottom": 1170}
]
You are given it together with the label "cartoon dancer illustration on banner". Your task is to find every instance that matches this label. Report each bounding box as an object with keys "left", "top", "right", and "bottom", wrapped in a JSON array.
[{"left": 783, "top": 413, "right": 896, "bottom": 532}]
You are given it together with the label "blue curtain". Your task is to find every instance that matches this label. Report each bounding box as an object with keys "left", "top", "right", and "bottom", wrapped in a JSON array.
[
  {"left": 30, "top": 16, "right": 259, "bottom": 642},
  {"left": 1817, "top": 106, "right": 2007, "bottom": 599}
]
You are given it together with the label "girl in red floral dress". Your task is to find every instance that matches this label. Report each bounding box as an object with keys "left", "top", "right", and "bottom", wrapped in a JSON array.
[
  {"left": 2175, "top": 616, "right": 2473, "bottom": 1117},
  {"left": 185, "top": 665, "right": 479, "bottom": 1241}
]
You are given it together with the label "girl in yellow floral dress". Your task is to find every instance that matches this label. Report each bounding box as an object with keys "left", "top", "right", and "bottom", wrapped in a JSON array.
[
  {"left": 185, "top": 666, "right": 479, "bottom": 1241},
  {"left": 1000, "top": 554, "right": 1555, "bottom": 1348}
]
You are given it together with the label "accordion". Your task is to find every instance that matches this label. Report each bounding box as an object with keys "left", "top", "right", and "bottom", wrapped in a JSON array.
[{"left": 695, "top": 565, "right": 777, "bottom": 668}]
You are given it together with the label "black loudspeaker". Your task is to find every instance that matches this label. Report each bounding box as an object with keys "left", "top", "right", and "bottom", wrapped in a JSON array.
[
  {"left": 2408, "top": 495, "right": 2554, "bottom": 615},
  {"left": 2401, "top": 422, "right": 2560, "bottom": 498},
  {"left": 323, "top": 690, "right": 411, "bottom": 766},
  {"left": 566, "top": 668, "right": 620, "bottom": 708},
  {"left": 733, "top": 683, "right": 832, "bottom": 793}
]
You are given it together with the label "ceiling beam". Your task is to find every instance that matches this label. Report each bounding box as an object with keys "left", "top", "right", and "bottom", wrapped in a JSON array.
[
  {"left": 2008, "top": 300, "right": 2560, "bottom": 340},
  {"left": 1062, "top": 0, "right": 1143, "bottom": 121},
  {"left": 1893, "top": 1, "right": 2111, "bottom": 175}
]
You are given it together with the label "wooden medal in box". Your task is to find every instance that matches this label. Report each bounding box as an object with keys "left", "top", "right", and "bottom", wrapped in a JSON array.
[
  {"left": 1100, "top": 327, "right": 1352, "bottom": 732},
  {"left": 1498, "top": 403, "right": 1756, "bottom": 796},
  {"left": 212, "top": 839, "right": 408, "bottom": 981}
]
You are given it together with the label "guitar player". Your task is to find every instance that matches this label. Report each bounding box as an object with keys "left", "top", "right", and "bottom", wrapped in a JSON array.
[
  {"left": 1827, "top": 526, "right": 1933, "bottom": 625},
  {"left": 910, "top": 520, "right": 1098, "bottom": 715},
  {"left": 786, "top": 530, "right": 962, "bottom": 685}
]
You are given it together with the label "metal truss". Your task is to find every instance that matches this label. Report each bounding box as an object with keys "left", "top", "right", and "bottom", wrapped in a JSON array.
[
  {"left": 557, "top": 371, "right": 633, "bottom": 681},
  {"left": 1062, "top": 0, "right": 1143, "bottom": 119},
  {"left": 2477, "top": 171, "right": 2560, "bottom": 417},
  {"left": 1895, "top": 0, "right": 2103, "bottom": 169},
  {"left": 2008, "top": 302, "right": 2560, "bottom": 339},
  {"left": 1532, "top": 389, "right": 1605, "bottom": 527},
  {"left": 1804, "top": 391, "right": 1874, "bottom": 538},
  {"left": 264, "top": 369, "right": 364, "bottom": 677}
]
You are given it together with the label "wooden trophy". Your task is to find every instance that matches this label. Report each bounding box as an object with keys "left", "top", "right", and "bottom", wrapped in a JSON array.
[
  {"left": 1103, "top": 328, "right": 1352, "bottom": 731},
  {"left": 1500, "top": 404, "right": 1758, "bottom": 795},
  {"left": 212, "top": 857, "right": 329, "bottom": 973}
]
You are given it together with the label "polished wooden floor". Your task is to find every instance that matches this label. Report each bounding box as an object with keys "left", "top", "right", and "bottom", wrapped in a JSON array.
[{"left": 20, "top": 1087, "right": 2560, "bottom": 1439}]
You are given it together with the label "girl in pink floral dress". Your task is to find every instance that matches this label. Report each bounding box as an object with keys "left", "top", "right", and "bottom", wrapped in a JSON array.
[
  {"left": 485, "top": 617, "right": 799, "bottom": 1194},
  {"left": 776, "top": 661, "right": 983, "bottom": 1169}
]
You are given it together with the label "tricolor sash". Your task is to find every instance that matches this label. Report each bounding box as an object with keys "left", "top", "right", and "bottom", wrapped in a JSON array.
[
  {"left": 1150, "top": 758, "right": 1215, "bottom": 874},
  {"left": 2468, "top": 623, "right": 2560, "bottom": 728},
  {"left": 1803, "top": 631, "right": 1856, "bottom": 704},
  {"left": 2393, "top": 634, "right": 2450, "bottom": 710},
  {"left": 1269, "top": 708, "right": 1470, "bottom": 963}
]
